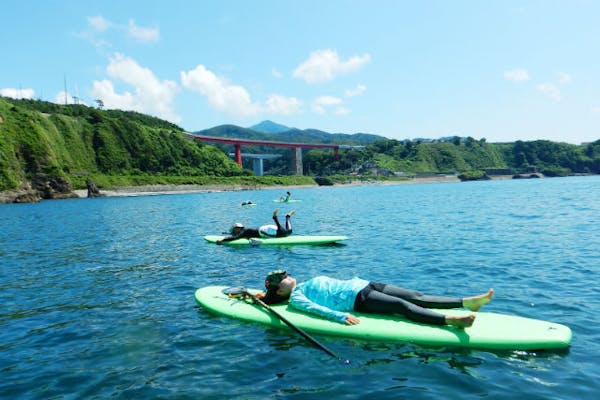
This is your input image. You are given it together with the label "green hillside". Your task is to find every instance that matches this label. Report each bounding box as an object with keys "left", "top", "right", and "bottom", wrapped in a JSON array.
[
  {"left": 197, "top": 124, "right": 386, "bottom": 145},
  {"left": 195, "top": 124, "right": 388, "bottom": 174},
  {"left": 304, "top": 136, "right": 600, "bottom": 177},
  {"left": 0, "top": 97, "right": 251, "bottom": 195},
  {"left": 2, "top": 96, "right": 599, "bottom": 203},
  {"left": 200, "top": 123, "right": 600, "bottom": 177}
]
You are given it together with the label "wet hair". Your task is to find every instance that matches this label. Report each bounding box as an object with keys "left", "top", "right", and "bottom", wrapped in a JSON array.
[
  {"left": 262, "top": 270, "right": 290, "bottom": 305},
  {"left": 262, "top": 288, "right": 289, "bottom": 305}
]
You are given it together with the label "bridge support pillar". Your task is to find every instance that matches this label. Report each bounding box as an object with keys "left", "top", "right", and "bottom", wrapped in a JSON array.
[
  {"left": 234, "top": 145, "right": 242, "bottom": 166},
  {"left": 292, "top": 147, "right": 303, "bottom": 175},
  {"left": 252, "top": 158, "right": 264, "bottom": 176}
]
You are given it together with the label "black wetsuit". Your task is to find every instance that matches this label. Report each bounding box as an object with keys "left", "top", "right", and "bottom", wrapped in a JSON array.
[
  {"left": 353, "top": 282, "right": 463, "bottom": 325},
  {"left": 272, "top": 213, "right": 293, "bottom": 237},
  {"left": 220, "top": 227, "right": 260, "bottom": 242},
  {"left": 220, "top": 214, "right": 292, "bottom": 242}
]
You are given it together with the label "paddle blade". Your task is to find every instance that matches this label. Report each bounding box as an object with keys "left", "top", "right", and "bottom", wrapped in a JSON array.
[{"left": 222, "top": 286, "right": 249, "bottom": 298}]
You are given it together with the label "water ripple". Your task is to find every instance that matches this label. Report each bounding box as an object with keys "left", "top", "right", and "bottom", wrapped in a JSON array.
[{"left": 1, "top": 176, "right": 599, "bottom": 399}]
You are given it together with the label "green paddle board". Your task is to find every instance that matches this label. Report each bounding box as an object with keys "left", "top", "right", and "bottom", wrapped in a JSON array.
[
  {"left": 204, "top": 235, "right": 348, "bottom": 245},
  {"left": 195, "top": 286, "right": 572, "bottom": 351},
  {"left": 273, "top": 199, "right": 302, "bottom": 203}
]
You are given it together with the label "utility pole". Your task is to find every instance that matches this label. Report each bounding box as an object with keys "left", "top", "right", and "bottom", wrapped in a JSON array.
[{"left": 63, "top": 74, "right": 68, "bottom": 105}]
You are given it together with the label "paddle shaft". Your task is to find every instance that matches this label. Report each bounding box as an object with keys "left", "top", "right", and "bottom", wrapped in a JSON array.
[{"left": 246, "top": 292, "right": 340, "bottom": 359}]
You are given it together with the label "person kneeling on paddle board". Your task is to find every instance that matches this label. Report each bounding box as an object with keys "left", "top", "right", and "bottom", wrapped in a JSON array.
[
  {"left": 217, "top": 209, "right": 296, "bottom": 244},
  {"left": 256, "top": 271, "right": 494, "bottom": 328}
]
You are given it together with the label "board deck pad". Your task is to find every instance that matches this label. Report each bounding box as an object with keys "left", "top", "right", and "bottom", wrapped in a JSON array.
[
  {"left": 204, "top": 235, "right": 348, "bottom": 245},
  {"left": 195, "top": 286, "right": 572, "bottom": 350}
]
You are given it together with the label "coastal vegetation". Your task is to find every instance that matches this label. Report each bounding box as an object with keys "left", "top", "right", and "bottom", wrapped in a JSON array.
[
  {"left": 304, "top": 137, "right": 600, "bottom": 178},
  {"left": 207, "top": 122, "right": 600, "bottom": 178},
  {"left": 0, "top": 97, "right": 311, "bottom": 200},
  {"left": 1, "top": 96, "right": 599, "bottom": 202}
]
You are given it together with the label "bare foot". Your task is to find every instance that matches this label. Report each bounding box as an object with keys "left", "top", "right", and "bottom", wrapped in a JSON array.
[
  {"left": 286, "top": 210, "right": 296, "bottom": 217},
  {"left": 463, "top": 288, "right": 494, "bottom": 311},
  {"left": 446, "top": 314, "right": 475, "bottom": 328},
  {"left": 273, "top": 209, "right": 279, "bottom": 218}
]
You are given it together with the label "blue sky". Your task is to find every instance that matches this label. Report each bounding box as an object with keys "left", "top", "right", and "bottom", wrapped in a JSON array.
[{"left": 1, "top": 1, "right": 599, "bottom": 144}]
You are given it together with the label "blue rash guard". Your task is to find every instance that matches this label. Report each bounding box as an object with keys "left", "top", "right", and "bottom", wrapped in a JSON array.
[{"left": 289, "top": 276, "right": 369, "bottom": 324}]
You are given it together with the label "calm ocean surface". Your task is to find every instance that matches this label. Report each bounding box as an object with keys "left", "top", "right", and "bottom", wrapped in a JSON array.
[{"left": 1, "top": 176, "right": 599, "bottom": 399}]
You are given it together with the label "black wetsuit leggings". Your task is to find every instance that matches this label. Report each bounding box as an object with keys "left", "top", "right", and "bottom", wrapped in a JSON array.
[
  {"left": 353, "top": 282, "right": 463, "bottom": 325},
  {"left": 274, "top": 214, "right": 292, "bottom": 237}
]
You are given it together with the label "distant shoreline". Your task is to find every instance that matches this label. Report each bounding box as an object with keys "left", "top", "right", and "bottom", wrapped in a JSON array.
[
  {"left": 4, "top": 174, "right": 595, "bottom": 203},
  {"left": 72, "top": 175, "right": 467, "bottom": 198}
]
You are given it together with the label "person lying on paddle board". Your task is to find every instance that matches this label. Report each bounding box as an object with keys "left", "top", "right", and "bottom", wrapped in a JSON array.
[
  {"left": 217, "top": 209, "right": 296, "bottom": 244},
  {"left": 256, "top": 270, "right": 494, "bottom": 328}
]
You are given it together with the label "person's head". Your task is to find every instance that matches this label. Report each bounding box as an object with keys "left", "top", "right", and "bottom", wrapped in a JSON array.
[
  {"left": 262, "top": 269, "right": 296, "bottom": 304},
  {"left": 231, "top": 222, "right": 244, "bottom": 234}
]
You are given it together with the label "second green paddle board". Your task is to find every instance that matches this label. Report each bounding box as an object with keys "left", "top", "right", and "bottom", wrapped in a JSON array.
[{"left": 204, "top": 235, "right": 348, "bottom": 245}]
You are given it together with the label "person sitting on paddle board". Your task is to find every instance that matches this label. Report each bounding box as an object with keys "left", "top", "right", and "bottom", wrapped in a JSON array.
[
  {"left": 217, "top": 209, "right": 296, "bottom": 244},
  {"left": 256, "top": 270, "right": 494, "bottom": 328},
  {"left": 280, "top": 191, "right": 291, "bottom": 202}
]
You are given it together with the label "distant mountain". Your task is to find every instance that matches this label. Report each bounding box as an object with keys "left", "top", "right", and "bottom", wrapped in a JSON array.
[
  {"left": 249, "top": 120, "right": 292, "bottom": 134},
  {"left": 196, "top": 124, "right": 275, "bottom": 141},
  {"left": 278, "top": 128, "right": 387, "bottom": 145},
  {"left": 196, "top": 123, "right": 387, "bottom": 146}
]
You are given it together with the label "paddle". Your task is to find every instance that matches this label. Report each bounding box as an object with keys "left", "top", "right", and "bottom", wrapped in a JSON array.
[{"left": 223, "top": 286, "right": 347, "bottom": 363}]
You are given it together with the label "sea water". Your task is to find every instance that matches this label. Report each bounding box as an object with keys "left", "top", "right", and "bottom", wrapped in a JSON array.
[{"left": 1, "top": 176, "right": 599, "bottom": 399}]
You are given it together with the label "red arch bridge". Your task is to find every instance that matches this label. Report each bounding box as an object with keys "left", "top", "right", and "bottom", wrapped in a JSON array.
[{"left": 186, "top": 133, "right": 363, "bottom": 175}]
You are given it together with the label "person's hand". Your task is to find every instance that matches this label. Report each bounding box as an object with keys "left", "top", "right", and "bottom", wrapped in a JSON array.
[{"left": 345, "top": 314, "right": 360, "bottom": 325}]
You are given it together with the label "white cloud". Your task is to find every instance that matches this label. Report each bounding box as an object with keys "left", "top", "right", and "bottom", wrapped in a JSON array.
[
  {"left": 181, "top": 65, "right": 260, "bottom": 117},
  {"left": 265, "top": 94, "right": 302, "bottom": 115},
  {"left": 312, "top": 95, "right": 344, "bottom": 114},
  {"left": 54, "top": 91, "right": 84, "bottom": 105},
  {"left": 0, "top": 88, "right": 35, "bottom": 99},
  {"left": 504, "top": 68, "right": 530, "bottom": 82},
  {"left": 91, "top": 53, "right": 180, "bottom": 122},
  {"left": 80, "top": 16, "right": 158, "bottom": 48},
  {"left": 91, "top": 80, "right": 136, "bottom": 109},
  {"left": 592, "top": 105, "right": 600, "bottom": 114},
  {"left": 128, "top": 19, "right": 160, "bottom": 42},
  {"left": 88, "top": 16, "right": 110, "bottom": 32},
  {"left": 536, "top": 83, "right": 561, "bottom": 101},
  {"left": 345, "top": 84, "right": 366, "bottom": 98},
  {"left": 293, "top": 49, "right": 371, "bottom": 84},
  {"left": 181, "top": 65, "right": 302, "bottom": 117},
  {"left": 557, "top": 72, "right": 572, "bottom": 84}
]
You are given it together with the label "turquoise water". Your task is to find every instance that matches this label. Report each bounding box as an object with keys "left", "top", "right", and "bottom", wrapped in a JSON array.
[{"left": 1, "top": 177, "right": 599, "bottom": 399}]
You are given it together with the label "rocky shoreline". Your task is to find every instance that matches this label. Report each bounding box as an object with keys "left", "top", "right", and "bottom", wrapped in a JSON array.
[
  {"left": 0, "top": 176, "right": 455, "bottom": 203},
  {"left": 0, "top": 174, "right": 546, "bottom": 204},
  {"left": 69, "top": 175, "right": 467, "bottom": 199}
]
